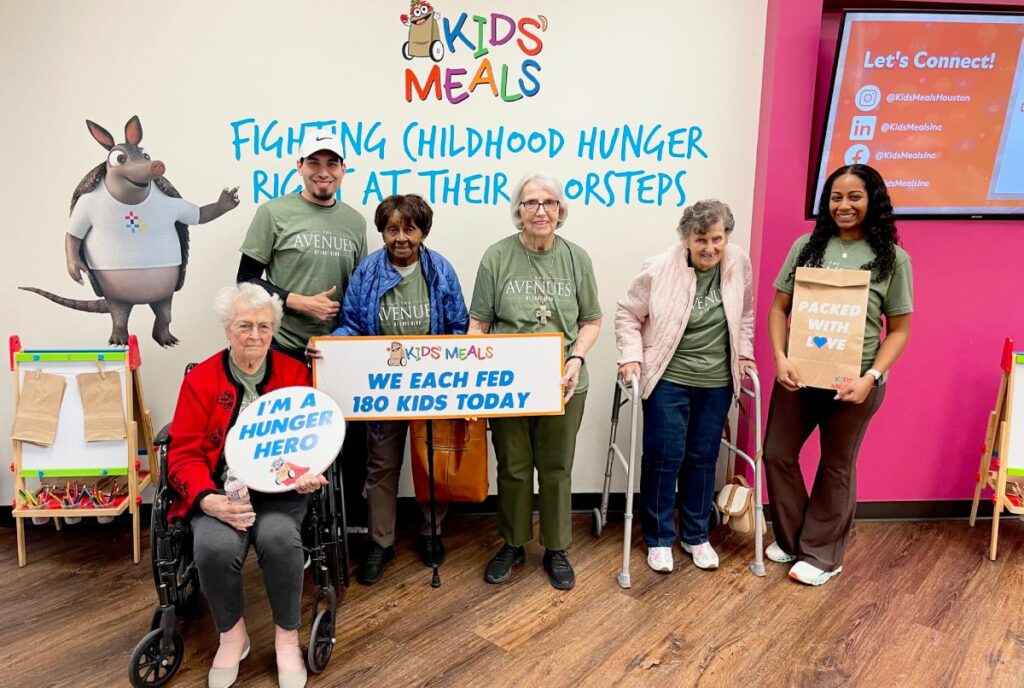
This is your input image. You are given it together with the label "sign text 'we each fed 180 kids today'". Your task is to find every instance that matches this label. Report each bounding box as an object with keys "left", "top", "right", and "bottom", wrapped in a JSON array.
[{"left": 311, "top": 334, "right": 565, "bottom": 420}]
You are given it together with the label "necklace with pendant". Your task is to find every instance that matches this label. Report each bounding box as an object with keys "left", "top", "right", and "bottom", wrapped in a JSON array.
[
  {"left": 520, "top": 233, "right": 553, "bottom": 324},
  {"left": 837, "top": 236, "right": 860, "bottom": 260}
]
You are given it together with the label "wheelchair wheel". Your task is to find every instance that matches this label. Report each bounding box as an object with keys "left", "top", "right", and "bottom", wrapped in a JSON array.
[
  {"left": 128, "top": 628, "right": 184, "bottom": 688},
  {"left": 307, "top": 607, "right": 335, "bottom": 673},
  {"left": 591, "top": 507, "right": 603, "bottom": 538}
]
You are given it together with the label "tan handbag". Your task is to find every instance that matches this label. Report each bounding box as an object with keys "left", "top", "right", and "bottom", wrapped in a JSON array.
[
  {"left": 410, "top": 419, "right": 489, "bottom": 503},
  {"left": 12, "top": 369, "right": 67, "bottom": 446},
  {"left": 715, "top": 475, "right": 765, "bottom": 535}
]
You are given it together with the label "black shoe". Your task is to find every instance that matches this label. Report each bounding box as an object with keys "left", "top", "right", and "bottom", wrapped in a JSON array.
[
  {"left": 484, "top": 543, "right": 526, "bottom": 584},
  {"left": 357, "top": 544, "right": 394, "bottom": 585},
  {"left": 416, "top": 534, "right": 446, "bottom": 567},
  {"left": 543, "top": 549, "right": 575, "bottom": 590}
]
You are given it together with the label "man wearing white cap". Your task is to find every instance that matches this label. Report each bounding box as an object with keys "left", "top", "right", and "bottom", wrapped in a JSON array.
[
  {"left": 237, "top": 132, "right": 367, "bottom": 361},
  {"left": 236, "top": 131, "right": 371, "bottom": 598}
]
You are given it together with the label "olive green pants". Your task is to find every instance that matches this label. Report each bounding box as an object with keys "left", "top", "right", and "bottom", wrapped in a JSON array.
[{"left": 489, "top": 393, "right": 587, "bottom": 550}]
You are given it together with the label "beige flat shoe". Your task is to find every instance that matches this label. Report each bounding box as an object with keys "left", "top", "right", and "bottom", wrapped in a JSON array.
[
  {"left": 278, "top": 664, "right": 308, "bottom": 688},
  {"left": 208, "top": 637, "right": 250, "bottom": 688}
]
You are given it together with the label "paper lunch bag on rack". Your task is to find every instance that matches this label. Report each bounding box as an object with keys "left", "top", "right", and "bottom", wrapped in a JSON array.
[
  {"left": 788, "top": 267, "right": 870, "bottom": 390},
  {"left": 77, "top": 364, "right": 127, "bottom": 441},
  {"left": 11, "top": 369, "right": 67, "bottom": 446}
]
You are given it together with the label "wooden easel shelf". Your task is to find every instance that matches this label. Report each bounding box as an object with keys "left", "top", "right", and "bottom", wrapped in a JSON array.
[
  {"left": 970, "top": 338, "right": 1024, "bottom": 559},
  {"left": 10, "top": 336, "right": 156, "bottom": 566},
  {"left": 13, "top": 475, "right": 151, "bottom": 518}
]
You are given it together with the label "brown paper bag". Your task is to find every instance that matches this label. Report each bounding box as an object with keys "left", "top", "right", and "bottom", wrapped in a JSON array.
[
  {"left": 77, "top": 364, "right": 127, "bottom": 441},
  {"left": 11, "top": 369, "right": 67, "bottom": 446},
  {"left": 788, "top": 267, "right": 871, "bottom": 390}
]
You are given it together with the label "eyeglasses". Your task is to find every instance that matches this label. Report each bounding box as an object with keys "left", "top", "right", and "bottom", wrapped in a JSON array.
[
  {"left": 231, "top": 321, "right": 275, "bottom": 336},
  {"left": 520, "top": 200, "right": 560, "bottom": 213}
]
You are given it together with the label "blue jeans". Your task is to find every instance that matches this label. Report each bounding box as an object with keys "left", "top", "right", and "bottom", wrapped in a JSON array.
[{"left": 640, "top": 380, "right": 733, "bottom": 547}]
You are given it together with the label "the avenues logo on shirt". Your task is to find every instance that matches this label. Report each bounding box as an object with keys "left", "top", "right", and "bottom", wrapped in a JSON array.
[
  {"left": 291, "top": 230, "right": 357, "bottom": 257},
  {"left": 503, "top": 277, "right": 573, "bottom": 303},
  {"left": 380, "top": 300, "right": 430, "bottom": 330},
  {"left": 692, "top": 288, "right": 723, "bottom": 319}
]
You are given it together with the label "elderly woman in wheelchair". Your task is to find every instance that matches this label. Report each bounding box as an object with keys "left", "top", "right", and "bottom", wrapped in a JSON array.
[{"left": 160, "top": 283, "right": 322, "bottom": 688}]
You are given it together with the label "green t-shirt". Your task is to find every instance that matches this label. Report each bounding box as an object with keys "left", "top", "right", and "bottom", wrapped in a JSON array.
[
  {"left": 773, "top": 233, "right": 914, "bottom": 373},
  {"left": 662, "top": 264, "right": 732, "bottom": 388},
  {"left": 240, "top": 193, "right": 367, "bottom": 351},
  {"left": 227, "top": 356, "right": 266, "bottom": 412},
  {"left": 469, "top": 234, "right": 602, "bottom": 393},
  {"left": 379, "top": 262, "right": 431, "bottom": 336}
]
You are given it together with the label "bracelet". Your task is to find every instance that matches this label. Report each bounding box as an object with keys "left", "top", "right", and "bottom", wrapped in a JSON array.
[{"left": 566, "top": 355, "right": 586, "bottom": 366}]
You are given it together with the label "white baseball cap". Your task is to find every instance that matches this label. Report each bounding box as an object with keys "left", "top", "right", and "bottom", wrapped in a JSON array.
[{"left": 299, "top": 132, "right": 344, "bottom": 161}]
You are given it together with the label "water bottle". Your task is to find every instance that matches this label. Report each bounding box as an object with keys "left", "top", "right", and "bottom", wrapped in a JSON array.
[{"left": 224, "top": 471, "right": 256, "bottom": 527}]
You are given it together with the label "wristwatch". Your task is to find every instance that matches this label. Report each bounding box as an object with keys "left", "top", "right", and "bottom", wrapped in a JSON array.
[{"left": 865, "top": 368, "right": 882, "bottom": 385}]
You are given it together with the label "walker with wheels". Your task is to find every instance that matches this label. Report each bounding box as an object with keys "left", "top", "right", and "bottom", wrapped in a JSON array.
[{"left": 593, "top": 373, "right": 765, "bottom": 588}]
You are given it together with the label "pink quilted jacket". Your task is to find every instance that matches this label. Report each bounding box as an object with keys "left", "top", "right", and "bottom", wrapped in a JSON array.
[{"left": 615, "top": 243, "right": 755, "bottom": 399}]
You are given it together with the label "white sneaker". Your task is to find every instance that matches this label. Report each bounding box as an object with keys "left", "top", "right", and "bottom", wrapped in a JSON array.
[
  {"left": 646, "top": 546, "right": 674, "bottom": 573},
  {"left": 788, "top": 560, "right": 842, "bottom": 586},
  {"left": 766, "top": 542, "right": 796, "bottom": 563},
  {"left": 680, "top": 541, "right": 719, "bottom": 570}
]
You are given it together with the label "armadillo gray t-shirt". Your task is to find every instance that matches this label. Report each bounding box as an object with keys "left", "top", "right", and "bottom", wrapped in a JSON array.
[{"left": 69, "top": 183, "right": 200, "bottom": 270}]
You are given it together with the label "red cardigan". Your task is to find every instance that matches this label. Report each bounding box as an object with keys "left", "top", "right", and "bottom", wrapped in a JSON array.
[{"left": 166, "top": 349, "right": 311, "bottom": 522}]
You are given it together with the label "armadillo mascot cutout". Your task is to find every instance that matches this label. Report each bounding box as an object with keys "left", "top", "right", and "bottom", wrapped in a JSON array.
[{"left": 21, "top": 115, "right": 239, "bottom": 346}]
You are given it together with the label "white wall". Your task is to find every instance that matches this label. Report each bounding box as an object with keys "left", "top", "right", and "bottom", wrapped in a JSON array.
[{"left": 0, "top": 0, "right": 767, "bottom": 502}]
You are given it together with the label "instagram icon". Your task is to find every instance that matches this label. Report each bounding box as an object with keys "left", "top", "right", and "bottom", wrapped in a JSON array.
[{"left": 855, "top": 85, "right": 881, "bottom": 112}]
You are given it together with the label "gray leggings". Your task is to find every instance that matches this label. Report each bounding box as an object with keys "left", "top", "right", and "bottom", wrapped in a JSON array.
[{"left": 192, "top": 490, "right": 309, "bottom": 632}]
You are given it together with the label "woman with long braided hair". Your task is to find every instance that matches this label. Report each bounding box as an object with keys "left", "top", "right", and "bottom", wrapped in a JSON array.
[{"left": 763, "top": 164, "right": 913, "bottom": 585}]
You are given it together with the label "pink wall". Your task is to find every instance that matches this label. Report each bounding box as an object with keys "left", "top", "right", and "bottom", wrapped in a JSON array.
[{"left": 751, "top": 0, "right": 1024, "bottom": 502}]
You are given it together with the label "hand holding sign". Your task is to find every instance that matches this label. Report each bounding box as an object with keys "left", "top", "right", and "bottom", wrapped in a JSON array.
[{"left": 225, "top": 386, "right": 346, "bottom": 493}]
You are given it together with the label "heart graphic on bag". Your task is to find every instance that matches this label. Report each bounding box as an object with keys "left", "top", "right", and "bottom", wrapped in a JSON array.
[{"left": 812, "top": 336, "right": 828, "bottom": 349}]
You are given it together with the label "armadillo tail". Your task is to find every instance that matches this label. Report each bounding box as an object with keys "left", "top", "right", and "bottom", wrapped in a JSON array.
[{"left": 19, "top": 286, "right": 110, "bottom": 313}]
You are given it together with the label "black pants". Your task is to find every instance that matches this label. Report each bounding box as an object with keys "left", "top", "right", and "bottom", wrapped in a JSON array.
[{"left": 762, "top": 381, "right": 886, "bottom": 571}]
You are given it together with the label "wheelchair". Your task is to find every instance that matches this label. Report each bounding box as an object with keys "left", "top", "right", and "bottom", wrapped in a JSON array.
[{"left": 128, "top": 419, "right": 350, "bottom": 687}]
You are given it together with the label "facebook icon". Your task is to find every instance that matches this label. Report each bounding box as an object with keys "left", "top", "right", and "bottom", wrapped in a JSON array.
[{"left": 844, "top": 144, "right": 871, "bottom": 165}]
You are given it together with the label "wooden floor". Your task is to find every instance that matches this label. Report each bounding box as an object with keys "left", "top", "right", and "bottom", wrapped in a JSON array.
[{"left": 4, "top": 514, "right": 1024, "bottom": 688}]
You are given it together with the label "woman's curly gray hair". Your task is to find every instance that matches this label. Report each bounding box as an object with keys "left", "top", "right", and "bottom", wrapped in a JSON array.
[
  {"left": 214, "top": 282, "right": 284, "bottom": 329},
  {"left": 676, "top": 199, "right": 735, "bottom": 239}
]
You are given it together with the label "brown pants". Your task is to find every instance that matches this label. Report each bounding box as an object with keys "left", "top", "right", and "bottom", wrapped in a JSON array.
[
  {"left": 763, "top": 380, "right": 886, "bottom": 572},
  {"left": 365, "top": 420, "right": 447, "bottom": 548}
]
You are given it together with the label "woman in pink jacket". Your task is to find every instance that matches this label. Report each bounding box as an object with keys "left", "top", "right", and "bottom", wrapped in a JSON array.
[{"left": 615, "top": 200, "right": 756, "bottom": 572}]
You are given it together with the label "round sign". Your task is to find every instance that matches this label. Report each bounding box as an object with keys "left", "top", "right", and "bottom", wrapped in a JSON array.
[{"left": 224, "top": 386, "right": 345, "bottom": 493}]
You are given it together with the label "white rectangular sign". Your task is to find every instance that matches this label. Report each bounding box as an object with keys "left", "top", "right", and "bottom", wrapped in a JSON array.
[{"left": 312, "top": 334, "right": 565, "bottom": 420}]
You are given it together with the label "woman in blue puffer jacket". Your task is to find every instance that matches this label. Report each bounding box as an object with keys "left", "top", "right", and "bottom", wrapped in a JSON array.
[{"left": 330, "top": 194, "right": 468, "bottom": 585}]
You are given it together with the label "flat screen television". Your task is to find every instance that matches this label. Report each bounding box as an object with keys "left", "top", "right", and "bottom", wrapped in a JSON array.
[{"left": 813, "top": 10, "right": 1024, "bottom": 218}]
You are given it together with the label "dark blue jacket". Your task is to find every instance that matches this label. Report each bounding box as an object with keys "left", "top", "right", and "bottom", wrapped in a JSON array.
[{"left": 331, "top": 246, "right": 469, "bottom": 336}]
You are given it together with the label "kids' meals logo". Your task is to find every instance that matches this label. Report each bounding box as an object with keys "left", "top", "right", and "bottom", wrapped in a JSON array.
[{"left": 400, "top": 2, "right": 547, "bottom": 104}]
